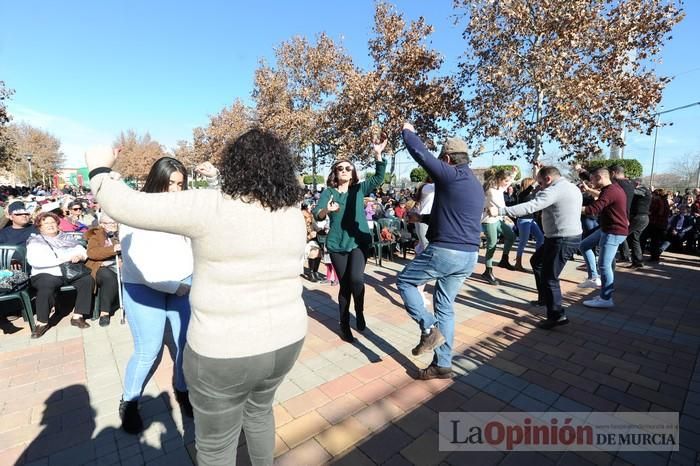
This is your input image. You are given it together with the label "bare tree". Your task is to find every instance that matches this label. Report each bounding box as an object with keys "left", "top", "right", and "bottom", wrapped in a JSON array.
[
  {"left": 324, "top": 2, "right": 464, "bottom": 171},
  {"left": 455, "top": 0, "right": 685, "bottom": 169},
  {"left": 0, "top": 81, "right": 16, "bottom": 169},
  {"left": 254, "top": 32, "right": 351, "bottom": 183},
  {"left": 670, "top": 151, "right": 700, "bottom": 189},
  {"left": 113, "top": 130, "right": 166, "bottom": 182},
  {"left": 6, "top": 123, "right": 64, "bottom": 185},
  {"left": 193, "top": 99, "right": 254, "bottom": 167}
]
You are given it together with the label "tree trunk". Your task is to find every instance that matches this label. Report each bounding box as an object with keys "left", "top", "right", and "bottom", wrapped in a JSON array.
[
  {"left": 532, "top": 89, "right": 544, "bottom": 176},
  {"left": 389, "top": 151, "right": 397, "bottom": 175},
  {"left": 311, "top": 143, "right": 318, "bottom": 192}
]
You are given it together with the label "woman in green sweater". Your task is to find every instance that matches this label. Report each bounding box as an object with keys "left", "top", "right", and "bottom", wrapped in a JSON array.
[{"left": 314, "top": 140, "right": 387, "bottom": 342}]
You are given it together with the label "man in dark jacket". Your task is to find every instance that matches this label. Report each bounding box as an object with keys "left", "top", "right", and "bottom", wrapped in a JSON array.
[
  {"left": 397, "top": 123, "right": 484, "bottom": 380},
  {"left": 620, "top": 180, "right": 652, "bottom": 268}
]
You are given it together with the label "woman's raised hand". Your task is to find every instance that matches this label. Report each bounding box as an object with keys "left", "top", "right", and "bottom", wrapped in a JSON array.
[
  {"left": 85, "top": 146, "right": 119, "bottom": 171},
  {"left": 195, "top": 162, "right": 218, "bottom": 178},
  {"left": 372, "top": 139, "right": 388, "bottom": 156}
]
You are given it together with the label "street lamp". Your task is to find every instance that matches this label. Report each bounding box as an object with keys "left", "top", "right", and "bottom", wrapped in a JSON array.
[
  {"left": 649, "top": 101, "right": 700, "bottom": 188},
  {"left": 25, "top": 154, "right": 33, "bottom": 187}
]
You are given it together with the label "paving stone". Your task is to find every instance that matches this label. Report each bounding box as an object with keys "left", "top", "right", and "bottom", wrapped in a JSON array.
[{"left": 481, "top": 381, "right": 520, "bottom": 403}]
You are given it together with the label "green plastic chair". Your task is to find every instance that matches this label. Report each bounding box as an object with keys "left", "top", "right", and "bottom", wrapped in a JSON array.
[{"left": 0, "top": 244, "right": 35, "bottom": 332}]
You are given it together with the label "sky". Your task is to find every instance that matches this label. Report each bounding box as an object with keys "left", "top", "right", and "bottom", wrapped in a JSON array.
[{"left": 2, "top": 0, "right": 699, "bottom": 178}]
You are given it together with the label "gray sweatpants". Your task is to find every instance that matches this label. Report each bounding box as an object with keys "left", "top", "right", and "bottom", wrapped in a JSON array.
[{"left": 183, "top": 339, "right": 304, "bottom": 466}]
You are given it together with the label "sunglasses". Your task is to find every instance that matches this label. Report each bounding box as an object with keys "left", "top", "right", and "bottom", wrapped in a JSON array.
[
  {"left": 335, "top": 165, "right": 353, "bottom": 173},
  {"left": 13, "top": 213, "right": 30, "bottom": 216},
  {"left": 71, "top": 207, "right": 82, "bottom": 211}
]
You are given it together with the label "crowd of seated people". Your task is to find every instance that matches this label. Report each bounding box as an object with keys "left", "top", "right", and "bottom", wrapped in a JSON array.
[{"left": 0, "top": 185, "right": 119, "bottom": 336}]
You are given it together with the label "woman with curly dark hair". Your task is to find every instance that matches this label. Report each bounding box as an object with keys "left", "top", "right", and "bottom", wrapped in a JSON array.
[
  {"left": 85, "top": 127, "right": 307, "bottom": 466},
  {"left": 313, "top": 139, "right": 387, "bottom": 343}
]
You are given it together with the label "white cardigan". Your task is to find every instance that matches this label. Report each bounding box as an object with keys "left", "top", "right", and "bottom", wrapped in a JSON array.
[{"left": 26, "top": 236, "right": 87, "bottom": 278}]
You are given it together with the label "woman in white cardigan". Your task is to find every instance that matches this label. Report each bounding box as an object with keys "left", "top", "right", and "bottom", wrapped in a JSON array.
[
  {"left": 86, "top": 128, "right": 307, "bottom": 466},
  {"left": 26, "top": 212, "right": 94, "bottom": 338},
  {"left": 481, "top": 168, "right": 516, "bottom": 285}
]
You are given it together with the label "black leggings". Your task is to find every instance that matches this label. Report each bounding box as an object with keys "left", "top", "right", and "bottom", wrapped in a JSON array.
[
  {"left": 96, "top": 267, "right": 119, "bottom": 314},
  {"left": 30, "top": 273, "right": 94, "bottom": 323},
  {"left": 308, "top": 257, "right": 321, "bottom": 274},
  {"left": 329, "top": 248, "right": 368, "bottom": 326}
]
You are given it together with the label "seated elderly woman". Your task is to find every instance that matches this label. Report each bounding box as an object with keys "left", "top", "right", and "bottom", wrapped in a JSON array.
[
  {"left": 85, "top": 213, "right": 121, "bottom": 327},
  {"left": 26, "top": 212, "right": 95, "bottom": 339}
]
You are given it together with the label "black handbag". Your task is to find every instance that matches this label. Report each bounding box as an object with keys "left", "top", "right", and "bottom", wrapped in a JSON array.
[
  {"left": 40, "top": 236, "right": 92, "bottom": 283},
  {"left": 59, "top": 262, "right": 92, "bottom": 283}
]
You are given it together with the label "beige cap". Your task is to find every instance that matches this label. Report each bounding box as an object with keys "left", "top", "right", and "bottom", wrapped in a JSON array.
[{"left": 440, "top": 137, "right": 469, "bottom": 155}]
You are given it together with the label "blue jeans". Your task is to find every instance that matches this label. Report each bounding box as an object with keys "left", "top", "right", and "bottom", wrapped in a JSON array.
[
  {"left": 580, "top": 230, "right": 627, "bottom": 300},
  {"left": 516, "top": 218, "right": 544, "bottom": 257},
  {"left": 397, "top": 245, "right": 478, "bottom": 368},
  {"left": 122, "top": 279, "right": 191, "bottom": 401},
  {"left": 582, "top": 216, "right": 599, "bottom": 238}
]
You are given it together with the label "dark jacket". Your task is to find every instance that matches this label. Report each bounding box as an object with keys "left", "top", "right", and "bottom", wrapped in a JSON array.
[{"left": 402, "top": 130, "right": 484, "bottom": 252}]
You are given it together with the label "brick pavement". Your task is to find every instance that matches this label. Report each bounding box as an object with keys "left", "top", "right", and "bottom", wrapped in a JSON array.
[{"left": 0, "top": 248, "right": 698, "bottom": 465}]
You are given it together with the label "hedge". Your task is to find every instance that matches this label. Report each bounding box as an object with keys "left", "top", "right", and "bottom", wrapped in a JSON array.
[
  {"left": 302, "top": 175, "right": 325, "bottom": 185},
  {"left": 585, "top": 159, "right": 643, "bottom": 179},
  {"left": 489, "top": 165, "right": 522, "bottom": 181},
  {"left": 410, "top": 167, "right": 428, "bottom": 182}
]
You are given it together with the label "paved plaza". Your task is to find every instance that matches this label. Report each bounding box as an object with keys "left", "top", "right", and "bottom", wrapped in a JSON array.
[{"left": 1, "top": 248, "right": 699, "bottom": 465}]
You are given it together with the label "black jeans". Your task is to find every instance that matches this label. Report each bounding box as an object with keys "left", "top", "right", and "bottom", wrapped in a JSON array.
[
  {"left": 619, "top": 215, "right": 649, "bottom": 265},
  {"left": 95, "top": 267, "right": 119, "bottom": 314},
  {"left": 30, "top": 273, "right": 94, "bottom": 323},
  {"left": 648, "top": 224, "right": 667, "bottom": 259},
  {"left": 530, "top": 235, "right": 580, "bottom": 320},
  {"left": 329, "top": 247, "right": 368, "bottom": 327}
]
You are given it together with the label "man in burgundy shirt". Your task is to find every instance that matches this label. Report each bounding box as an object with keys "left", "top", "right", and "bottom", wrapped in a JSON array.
[{"left": 578, "top": 167, "right": 630, "bottom": 308}]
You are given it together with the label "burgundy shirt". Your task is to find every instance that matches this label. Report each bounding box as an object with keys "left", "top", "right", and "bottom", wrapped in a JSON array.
[{"left": 584, "top": 183, "right": 629, "bottom": 236}]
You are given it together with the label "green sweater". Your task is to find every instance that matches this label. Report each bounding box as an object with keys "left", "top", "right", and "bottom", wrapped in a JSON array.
[{"left": 313, "top": 159, "right": 387, "bottom": 253}]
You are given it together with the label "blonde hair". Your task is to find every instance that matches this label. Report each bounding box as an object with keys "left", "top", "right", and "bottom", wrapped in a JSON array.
[
  {"left": 521, "top": 177, "right": 535, "bottom": 191},
  {"left": 483, "top": 169, "right": 513, "bottom": 191}
]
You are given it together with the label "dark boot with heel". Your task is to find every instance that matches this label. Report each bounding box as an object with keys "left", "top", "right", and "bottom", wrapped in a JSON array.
[
  {"left": 339, "top": 310, "right": 354, "bottom": 342},
  {"left": 119, "top": 398, "right": 144, "bottom": 434},
  {"left": 355, "top": 311, "right": 366, "bottom": 332},
  {"left": 482, "top": 267, "right": 500, "bottom": 285}
]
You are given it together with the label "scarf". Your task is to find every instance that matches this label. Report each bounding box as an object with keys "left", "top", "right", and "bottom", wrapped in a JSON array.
[{"left": 27, "top": 232, "right": 81, "bottom": 250}]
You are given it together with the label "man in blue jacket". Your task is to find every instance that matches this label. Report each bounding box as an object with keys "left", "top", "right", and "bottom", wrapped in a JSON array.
[{"left": 397, "top": 123, "right": 484, "bottom": 380}]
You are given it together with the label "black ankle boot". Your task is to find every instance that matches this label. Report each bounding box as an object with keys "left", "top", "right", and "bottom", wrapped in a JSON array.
[
  {"left": 340, "top": 323, "right": 354, "bottom": 342},
  {"left": 356, "top": 311, "right": 366, "bottom": 332},
  {"left": 482, "top": 267, "right": 500, "bottom": 285},
  {"left": 119, "top": 398, "right": 143, "bottom": 434},
  {"left": 340, "top": 309, "right": 354, "bottom": 342},
  {"left": 498, "top": 257, "right": 516, "bottom": 271}
]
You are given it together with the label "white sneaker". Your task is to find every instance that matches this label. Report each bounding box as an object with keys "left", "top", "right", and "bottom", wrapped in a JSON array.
[
  {"left": 583, "top": 297, "right": 614, "bottom": 308},
  {"left": 578, "top": 277, "right": 601, "bottom": 288}
]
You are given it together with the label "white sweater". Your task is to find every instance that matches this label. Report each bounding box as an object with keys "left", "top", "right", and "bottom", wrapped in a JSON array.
[
  {"left": 91, "top": 172, "right": 308, "bottom": 359},
  {"left": 26, "top": 237, "right": 87, "bottom": 278},
  {"left": 119, "top": 225, "right": 193, "bottom": 294},
  {"left": 482, "top": 187, "right": 506, "bottom": 224}
]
